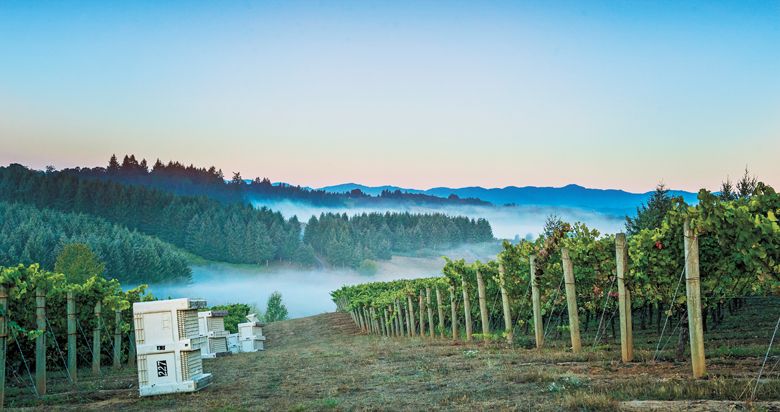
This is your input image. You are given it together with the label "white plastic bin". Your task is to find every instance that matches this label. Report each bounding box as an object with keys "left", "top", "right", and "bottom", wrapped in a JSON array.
[
  {"left": 197, "top": 310, "right": 231, "bottom": 358},
  {"left": 227, "top": 333, "right": 240, "bottom": 354},
  {"left": 239, "top": 336, "right": 266, "bottom": 352},
  {"left": 133, "top": 298, "right": 212, "bottom": 396},
  {"left": 236, "top": 313, "right": 267, "bottom": 352}
]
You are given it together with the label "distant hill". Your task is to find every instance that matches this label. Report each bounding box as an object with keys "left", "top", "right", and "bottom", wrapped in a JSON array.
[
  {"left": 66, "top": 154, "right": 489, "bottom": 208},
  {"left": 319, "top": 183, "right": 699, "bottom": 215}
]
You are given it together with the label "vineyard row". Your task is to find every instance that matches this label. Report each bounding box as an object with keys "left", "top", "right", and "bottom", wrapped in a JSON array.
[{"left": 332, "top": 185, "right": 780, "bottom": 379}]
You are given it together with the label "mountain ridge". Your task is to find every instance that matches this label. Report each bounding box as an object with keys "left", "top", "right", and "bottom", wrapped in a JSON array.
[{"left": 317, "top": 182, "right": 699, "bottom": 213}]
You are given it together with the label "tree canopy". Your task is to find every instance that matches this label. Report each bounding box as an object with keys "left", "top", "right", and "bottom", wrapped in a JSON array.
[{"left": 54, "top": 243, "right": 106, "bottom": 284}]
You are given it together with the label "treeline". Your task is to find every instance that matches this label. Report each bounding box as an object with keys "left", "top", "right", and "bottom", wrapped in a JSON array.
[
  {"left": 67, "top": 154, "right": 490, "bottom": 206},
  {"left": 304, "top": 212, "right": 494, "bottom": 268},
  {"left": 0, "top": 164, "right": 314, "bottom": 266},
  {"left": 0, "top": 163, "right": 497, "bottom": 274},
  {"left": 0, "top": 201, "right": 191, "bottom": 283}
]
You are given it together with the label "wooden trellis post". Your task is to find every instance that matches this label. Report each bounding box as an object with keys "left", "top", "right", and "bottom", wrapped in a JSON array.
[
  {"left": 113, "top": 310, "right": 122, "bottom": 368},
  {"left": 381, "top": 307, "right": 388, "bottom": 335},
  {"left": 364, "top": 307, "right": 371, "bottom": 333},
  {"left": 407, "top": 295, "right": 416, "bottom": 336},
  {"left": 67, "top": 291, "right": 77, "bottom": 381},
  {"left": 93, "top": 301, "right": 101, "bottom": 375},
  {"left": 35, "top": 286, "right": 46, "bottom": 396},
  {"left": 498, "top": 262, "right": 513, "bottom": 345},
  {"left": 426, "top": 288, "right": 434, "bottom": 338},
  {"left": 449, "top": 287, "right": 459, "bottom": 341},
  {"left": 376, "top": 308, "right": 381, "bottom": 335},
  {"left": 530, "top": 255, "right": 544, "bottom": 349},
  {"left": 435, "top": 288, "right": 445, "bottom": 338},
  {"left": 561, "top": 248, "right": 582, "bottom": 353},
  {"left": 375, "top": 308, "right": 381, "bottom": 335},
  {"left": 395, "top": 299, "right": 406, "bottom": 336},
  {"left": 0, "top": 285, "right": 8, "bottom": 407},
  {"left": 128, "top": 328, "right": 136, "bottom": 368},
  {"left": 625, "top": 290, "right": 633, "bottom": 354},
  {"left": 615, "top": 233, "right": 634, "bottom": 362},
  {"left": 365, "top": 308, "right": 370, "bottom": 334},
  {"left": 476, "top": 270, "right": 489, "bottom": 336},
  {"left": 371, "top": 306, "right": 382, "bottom": 336},
  {"left": 395, "top": 304, "right": 402, "bottom": 337},
  {"left": 386, "top": 306, "right": 393, "bottom": 337},
  {"left": 461, "top": 276, "right": 473, "bottom": 341},
  {"left": 382, "top": 305, "right": 395, "bottom": 337},
  {"left": 418, "top": 290, "right": 426, "bottom": 337},
  {"left": 368, "top": 307, "right": 374, "bottom": 334},
  {"left": 374, "top": 308, "right": 380, "bottom": 335},
  {"left": 684, "top": 218, "right": 706, "bottom": 378},
  {"left": 393, "top": 305, "right": 400, "bottom": 337}
]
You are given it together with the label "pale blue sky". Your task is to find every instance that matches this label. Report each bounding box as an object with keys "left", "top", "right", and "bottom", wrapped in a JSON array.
[{"left": 1, "top": 1, "right": 778, "bottom": 191}]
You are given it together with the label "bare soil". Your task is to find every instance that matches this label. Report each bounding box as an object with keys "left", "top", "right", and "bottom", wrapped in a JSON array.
[{"left": 5, "top": 301, "right": 780, "bottom": 411}]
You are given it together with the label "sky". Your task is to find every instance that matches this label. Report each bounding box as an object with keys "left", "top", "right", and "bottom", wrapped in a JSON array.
[{"left": 1, "top": 1, "right": 778, "bottom": 192}]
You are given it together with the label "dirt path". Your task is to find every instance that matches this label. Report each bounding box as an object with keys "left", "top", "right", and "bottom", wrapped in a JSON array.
[
  {"left": 8, "top": 311, "right": 780, "bottom": 411},
  {"left": 263, "top": 312, "right": 360, "bottom": 349}
]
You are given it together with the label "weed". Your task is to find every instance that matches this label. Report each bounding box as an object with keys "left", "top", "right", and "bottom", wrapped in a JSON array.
[{"left": 561, "top": 392, "right": 617, "bottom": 411}]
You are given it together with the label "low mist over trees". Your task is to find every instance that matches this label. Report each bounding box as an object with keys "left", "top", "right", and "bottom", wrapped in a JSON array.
[
  {"left": 304, "top": 212, "right": 494, "bottom": 268},
  {"left": 0, "top": 201, "right": 191, "bottom": 283},
  {"left": 0, "top": 163, "right": 495, "bottom": 277}
]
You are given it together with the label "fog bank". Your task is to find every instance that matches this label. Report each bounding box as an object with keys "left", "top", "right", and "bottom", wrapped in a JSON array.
[
  {"left": 252, "top": 199, "right": 626, "bottom": 239},
  {"left": 142, "top": 201, "right": 627, "bottom": 319},
  {"left": 143, "top": 243, "right": 500, "bottom": 319}
]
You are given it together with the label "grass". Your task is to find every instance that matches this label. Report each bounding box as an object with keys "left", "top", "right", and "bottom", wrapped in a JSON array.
[{"left": 4, "top": 298, "right": 780, "bottom": 410}]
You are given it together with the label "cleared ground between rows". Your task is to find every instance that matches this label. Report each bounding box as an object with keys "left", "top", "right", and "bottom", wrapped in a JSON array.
[{"left": 6, "top": 298, "right": 780, "bottom": 411}]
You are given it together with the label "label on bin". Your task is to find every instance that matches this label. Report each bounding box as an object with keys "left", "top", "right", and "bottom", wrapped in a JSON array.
[{"left": 157, "top": 360, "right": 169, "bottom": 377}]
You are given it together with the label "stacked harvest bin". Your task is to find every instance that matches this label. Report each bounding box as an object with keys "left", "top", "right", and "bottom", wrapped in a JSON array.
[
  {"left": 133, "top": 298, "right": 213, "bottom": 396},
  {"left": 197, "top": 310, "right": 231, "bottom": 358},
  {"left": 227, "top": 333, "right": 241, "bottom": 354},
  {"left": 237, "top": 313, "right": 266, "bottom": 352}
]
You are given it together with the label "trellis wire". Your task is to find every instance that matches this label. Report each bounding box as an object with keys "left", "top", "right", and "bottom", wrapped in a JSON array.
[
  {"left": 653, "top": 265, "right": 687, "bottom": 362},
  {"left": 11, "top": 330, "right": 38, "bottom": 398},
  {"left": 654, "top": 309, "right": 686, "bottom": 360},
  {"left": 44, "top": 314, "right": 72, "bottom": 383},
  {"left": 11, "top": 369, "right": 36, "bottom": 396},
  {"left": 76, "top": 319, "right": 101, "bottom": 374},
  {"left": 751, "top": 315, "right": 780, "bottom": 400},
  {"left": 592, "top": 276, "right": 617, "bottom": 347},
  {"left": 543, "top": 276, "right": 565, "bottom": 342},
  {"left": 101, "top": 317, "right": 117, "bottom": 358},
  {"left": 9, "top": 367, "right": 26, "bottom": 387},
  {"left": 766, "top": 354, "right": 780, "bottom": 376},
  {"left": 490, "top": 287, "right": 502, "bottom": 332}
]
